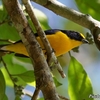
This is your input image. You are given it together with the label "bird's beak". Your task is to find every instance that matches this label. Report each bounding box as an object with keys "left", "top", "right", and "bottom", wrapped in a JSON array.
[{"left": 82, "top": 39, "right": 89, "bottom": 44}]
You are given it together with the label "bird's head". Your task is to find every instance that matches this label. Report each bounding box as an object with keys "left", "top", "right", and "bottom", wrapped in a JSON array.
[{"left": 61, "top": 30, "right": 89, "bottom": 50}]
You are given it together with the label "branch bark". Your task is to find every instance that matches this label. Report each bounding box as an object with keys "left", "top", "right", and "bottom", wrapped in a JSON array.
[
  {"left": 32, "top": 0, "right": 100, "bottom": 50},
  {"left": 22, "top": 0, "right": 66, "bottom": 78},
  {"left": 2, "top": 0, "right": 59, "bottom": 100}
]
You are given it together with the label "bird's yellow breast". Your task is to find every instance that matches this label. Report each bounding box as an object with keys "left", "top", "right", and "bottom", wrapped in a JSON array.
[
  {"left": 1, "top": 31, "right": 83, "bottom": 57},
  {"left": 37, "top": 31, "right": 82, "bottom": 56}
]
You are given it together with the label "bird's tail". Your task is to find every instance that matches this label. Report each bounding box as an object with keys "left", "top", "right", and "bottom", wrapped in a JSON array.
[{"left": 0, "top": 44, "right": 13, "bottom": 57}]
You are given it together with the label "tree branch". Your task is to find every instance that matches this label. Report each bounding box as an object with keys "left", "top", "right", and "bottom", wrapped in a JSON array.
[
  {"left": 32, "top": 0, "right": 100, "bottom": 50},
  {"left": 59, "top": 95, "right": 69, "bottom": 100},
  {"left": 31, "top": 88, "right": 40, "bottom": 100},
  {"left": 22, "top": 0, "right": 66, "bottom": 78},
  {"left": 3, "top": 0, "right": 59, "bottom": 100}
]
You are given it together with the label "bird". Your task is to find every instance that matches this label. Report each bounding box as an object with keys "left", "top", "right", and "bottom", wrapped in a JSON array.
[{"left": 0, "top": 29, "right": 88, "bottom": 57}]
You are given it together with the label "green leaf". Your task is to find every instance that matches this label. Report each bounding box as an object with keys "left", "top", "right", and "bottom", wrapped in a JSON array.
[
  {"left": 12, "top": 76, "right": 27, "bottom": 86},
  {"left": 75, "top": 0, "right": 100, "bottom": 20},
  {"left": 0, "top": 67, "right": 13, "bottom": 86},
  {"left": 68, "top": 56, "right": 93, "bottom": 100},
  {"left": 53, "top": 77, "right": 62, "bottom": 87},
  {"left": 3, "top": 54, "right": 27, "bottom": 74},
  {"left": 0, "top": 5, "right": 7, "bottom": 22},
  {"left": 1, "top": 54, "right": 28, "bottom": 86},
  {"left": 0, "top": 70, "right": 6, "bottom": 100},
  {"left": 0, "top": 23, "right": 20, "bottom": 42},
  {"left": 0, "top": 4, "right": 20, "bottom": 42},
  {"left": 13, "top": 70, "right": 35, "bottom": 83},
  {"left": 2, "top": 94, "right": 8, "bottom": 100},
  {"left": 15, "top": 95, "right": 21, "bottom": 100}
]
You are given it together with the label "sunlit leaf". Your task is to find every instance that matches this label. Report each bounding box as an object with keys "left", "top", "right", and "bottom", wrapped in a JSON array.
[
  {"left": 0, "top": 70, "right": 6, "bottom": 100},
  {"left": 12, "top": 76, "right": 27, "bottom": 86},
  {"left": 13, "top": 71, "right": 35, "bottom": 83},
  {"left": 1, "top": 54, "right": 28, "bottom": 86},
  {"left": 68, "top": 56, "right": 93, "bottom": 100},
  {"left": 1, "top": 67, "right": 13, "bottom": 86},
  {"left": 3, "top": 54, "right": 27, "bottom": 74}
]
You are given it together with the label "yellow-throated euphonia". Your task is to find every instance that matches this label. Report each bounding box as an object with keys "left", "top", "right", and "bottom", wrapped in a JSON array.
[{"left": 0, "top": 29, "right": 88, "bottom": 57}]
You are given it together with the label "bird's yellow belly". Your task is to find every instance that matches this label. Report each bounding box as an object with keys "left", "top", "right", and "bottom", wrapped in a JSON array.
[
  {"left": 37, "top": 31, "right": 82, "bottom": 57},
  {"left": 37, "top": 32, "right": 71, "bottom": 57}
]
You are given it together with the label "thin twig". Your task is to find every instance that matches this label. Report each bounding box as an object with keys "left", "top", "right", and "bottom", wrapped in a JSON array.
[
  {"left": 32, "top": 0, "right": 99, "bottom": 30},
  {"left": 22, "top": 0, "right": 66, "bottom": 78},
  {"left": 0, "top": 20, "right": 8, "bottom": 25},
  {"left": 0, "top": 39, "right": 15, "bottom": 43},
  {"left": 31, "top": 88, "right": 40, "bottom": 100},
  {"left": 59, "top": 95, "right": 69, "bottom": 100},
  {"left": 23, "top": 89, "right": 33, "bottom": 98}
]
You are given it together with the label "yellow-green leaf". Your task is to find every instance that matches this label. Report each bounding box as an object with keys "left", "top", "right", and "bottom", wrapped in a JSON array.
[
  {"left": 68, "top": 56, "right": 93, "bottom": 100},
  {"left": 53, "top": 77, "right": 62, "bottom": 87},
  {"left": 13, "top": 70, "right": 35, "bottom": 83},
  {"left": 37, "top": 97, "right": 44, "bottom": 100},
  {"left": 0, "top": 70, "right": 6, "bottom": 100},
  {"left": 2, "top": 94, "right": 8, "bottom": 100}
]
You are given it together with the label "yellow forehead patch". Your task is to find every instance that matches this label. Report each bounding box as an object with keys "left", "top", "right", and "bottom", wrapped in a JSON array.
[{"left": 80, "top": 33, "right": 85, "bottom": 39}]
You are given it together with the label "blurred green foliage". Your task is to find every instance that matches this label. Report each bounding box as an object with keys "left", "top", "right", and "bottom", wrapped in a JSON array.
[{"left": 75, "top": 0, "right": 100, "bottom": 20}]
